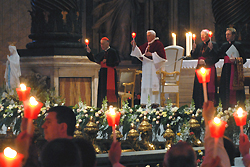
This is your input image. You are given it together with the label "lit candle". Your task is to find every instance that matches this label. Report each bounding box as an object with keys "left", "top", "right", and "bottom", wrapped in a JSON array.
[
  {"left": 186, "top": 33, "right": 190, "bottom": 56},
  {"left": 172, "top": 33, "right": 176, "bottom": 46},
  {"left": 0, "top": 147, "right": 24, "bottom": 167},
  {"left": 192, "top": 34, "right": 196, "bottom": 44},
  {"left": 233, "top": 107, "right": 247, "bottom": 135},
  {"left": 195, "top": 67, "right": 211, "bottom": 102},
  {"left": 23, "top": 96, "right": 43, "bottom": 134},
  {"left": 16, "top": 84, "right": 31, "bottom": 101},
  {"left": 208, "top": 117, "right": 227, "bottom": 157},
  {"left": 208, "top": 31, "right": 213, "bottom": 43},
  {"left": 105, "top": 106, "right": 121, "bottom": 142},
  {"left": 85, "top": 39, "right": 89, "bottom": 47},
  {"left": 188, "top": 32, "right": 192, "bottom": 53},
  {"left": 132, "top": 32, "right": 136, "bottom": 40}
]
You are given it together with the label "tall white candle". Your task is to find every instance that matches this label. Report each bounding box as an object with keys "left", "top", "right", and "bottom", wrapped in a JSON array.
[
  {"left": 172, "top": 33, "right": 176, "bottom": 46},
  {"left": 186, "top": 33, "right": 189, "bottom": 56},
  {"left": 189, "top": 32, "right": 192, "bottom": 54}
]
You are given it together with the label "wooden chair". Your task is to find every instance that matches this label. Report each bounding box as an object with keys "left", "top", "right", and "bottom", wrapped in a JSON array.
[
  {"left": 158, "top": 45, "right": 184, "bottom": 107},
  {"left": 117, "top": 69, "right": 137, "bottom": 107}
]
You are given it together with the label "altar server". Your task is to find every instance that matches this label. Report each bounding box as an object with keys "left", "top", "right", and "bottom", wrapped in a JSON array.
[{"left": 131, "top": 30, "right": 167, "bottom": 105}]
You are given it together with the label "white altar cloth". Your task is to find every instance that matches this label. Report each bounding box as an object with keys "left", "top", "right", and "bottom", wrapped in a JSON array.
[{"left": 182, "top": 59, "right": 250, "bottom": 69}]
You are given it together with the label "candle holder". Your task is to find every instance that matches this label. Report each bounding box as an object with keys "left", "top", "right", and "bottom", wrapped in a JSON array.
[
  {"left": 163, "top": 124, "right": 175, "bottom": 149},
  {"left": 127, "top": 123, "right": 140, "bottom": 151},
  {"left": 84, "top": 116, "right": 102, "bottom": 153},
  {"left": 233, "top": 107, "right": 247, "bottom": 135},
  {"left": 138, "top": 116, "right": 155, "bottom": 150}
]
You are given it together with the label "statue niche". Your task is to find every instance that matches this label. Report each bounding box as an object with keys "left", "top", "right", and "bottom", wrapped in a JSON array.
[{"left": 27, "top": 0, "right": 83, "bottom": 49}]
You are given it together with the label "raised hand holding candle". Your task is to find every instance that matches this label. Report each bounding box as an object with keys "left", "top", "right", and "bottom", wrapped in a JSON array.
[
  {"left": 208, "top": 117, "right": 227, "bottom": 157},
  {"left": 172, "top": 33, "right": 176, "bottom": 46},
  {"left": 23, "top": 96, "right": 43, "bottom": 134},
  {"left": 0, "top": 147, "right": 24, "bottom": 167},
  {"left": 233, "top": 107, "right": 247, "bottom": 135},
  {"left": 106, "top": 106, "right": 121, "bottom": 142},
  {"left": 16, "top": 84, "right": 31, "bottom": 101},
  {"left": 195, "top": 67, "right": 211, "bottom": 102},
  {"left": 192, "top": 34, "right": 196, "bottom": 44},
  {"left": 85, "top": 39, "right": 89, "bottom": 47}
]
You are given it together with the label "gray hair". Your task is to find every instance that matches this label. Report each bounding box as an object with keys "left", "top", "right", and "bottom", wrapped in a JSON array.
[
  {"left": 147, "top": 30, "right": 156, "bottom": 37},
  {"left": 201, "top": 29, "right": 209, "bottom": 35}
]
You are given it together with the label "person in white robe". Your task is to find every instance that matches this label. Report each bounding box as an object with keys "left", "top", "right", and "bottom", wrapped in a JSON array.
[{"left": 130, "top": 30, "right": 167, "bottom": 105}]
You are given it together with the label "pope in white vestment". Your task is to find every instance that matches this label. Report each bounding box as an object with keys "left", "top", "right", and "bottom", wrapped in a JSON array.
[{"left": 131, "top": 30, "right": 167, "bottom": 104}]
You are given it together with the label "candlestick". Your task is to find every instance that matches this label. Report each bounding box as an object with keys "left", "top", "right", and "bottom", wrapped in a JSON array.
[
  {"left": 188, "top": 32, "right": 192, "bottom": 53},
  {"left": 172, "top": 33, "right": 176, "bottom": 46},
  {"left": 105, "top": 106, "right": 121, "bottom": 142},
  {"left": 192, "top": 34, "right": 196, "bottom": 44},
  {"left": 16, "top": 84, "right": 31, "bottom": 101},
  {"left": 85, "top": 39, "right": 89, "bottom": 47},
  {"left": 0, "top": 147, "right": 24, "bottom": 167},
  {"left": 195, "top": 67, "right": 211, "bottom": 102},
  {"left": 186, "top": 33, "right": 190, "bottom": 56},
  {"left": 23, "top": 96, "right": 43, "bottom": 134},
  {"left": 233, "top": 107, "right": 247, "bottom": 135}
]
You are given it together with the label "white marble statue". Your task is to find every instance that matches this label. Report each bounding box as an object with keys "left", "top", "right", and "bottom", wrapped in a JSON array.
[{"left": 4, "top": 45, "right": 21, "bottom": 89}]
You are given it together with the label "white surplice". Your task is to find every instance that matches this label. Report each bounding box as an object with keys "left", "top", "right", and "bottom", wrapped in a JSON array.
[{"left": 131, "top": 45, "right": 167, "bottom": 104}]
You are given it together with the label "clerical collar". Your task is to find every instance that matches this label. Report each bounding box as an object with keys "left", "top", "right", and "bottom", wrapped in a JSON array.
[
  {"left": 148, "top": 37, "right": 159, "bottom": 45},
  {"left": 105, "top": 46, "right": 110, "bottom": 51},
  {"left": 203, "top": 39, "right": 210, "bottom": 45}
]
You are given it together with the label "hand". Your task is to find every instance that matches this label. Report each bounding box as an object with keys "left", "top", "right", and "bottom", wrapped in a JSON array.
[
  {"left": 198, "top": 59, "right": 206, "bottom": 65},
  {"left": 208, "top": 42, "right": 213, "bottom": 51},
  {"left": 86, "top": 45, "right": 91, "bottom": 53},
  {"left": 15, "top": 131, "right": 33, "bottom": 164},
  {"left": 202, "top": 156, "right": 222, "bottom": 167},
  {"left": 239, "top": 133, "right": 250, "bottom": 157},
  {"left": 21, "top": 117, "right": 34, "bottom": 135},
  {"left": 230, "top": 56, "right": 235, "bottom": 63},
  {"left": 131, "top": 40, "right": 136, "bottom": 51},
  {"left": 145, "top": 52, "right": 152, "bottom": 57},
  {"left": 109, "top": 141, "right": 122, "bottom": 165},
  {"left": 202, "top": 101, "right": 215, "bottom": 124},
  {"left": 102, "top": 59, "right": 106, "bottom": 63},
  {"left": 192, "top": 43, "right": 196, "bottom": 51}
]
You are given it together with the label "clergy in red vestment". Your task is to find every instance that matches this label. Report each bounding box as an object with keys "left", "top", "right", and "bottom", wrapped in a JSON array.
[
  {"left": 86, "top": 37, "right": 120, "bottom": 108},
  {"left": 131, "top": 30, "right": 167, "bottom": 105}
]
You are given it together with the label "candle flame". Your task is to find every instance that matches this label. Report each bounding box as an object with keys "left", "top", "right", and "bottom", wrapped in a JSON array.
[
  {"left": 20, "top": 84, "right": 26, "bottom": 91},
  {"left": 132, "top": 32, "right": 136, "bottom": 38},
  {"left": 213, "top": 117, "right": 221, "bottom": 125},
  {"left": 109, "top": 106, "right": 115, "bottom": 116},
  {"left": 192, "top": 34, "right": 196, "bottom": 40},
  {"left": 200, "top": 67, "right": 206, "bottom": 74},
  {"left": 237, "top": 108, "right": 244, "bottom": 117},
  {"left": 29, "top": 96, "right": 38, "bottom": 106},
  {"left": 4, "top": 147, "right": 17, "bottom": 159},
  {"left": 172, "top": 33, "right": 176, "bottom": 37},
  {"left": 208, "top": 31, "right": 213, "bottom": 37},
  {"left": 85, "top": 39, "right": 89, "bottom": 45}
]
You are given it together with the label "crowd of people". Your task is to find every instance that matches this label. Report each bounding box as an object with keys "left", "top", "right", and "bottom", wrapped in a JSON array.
[
  {"left": 191, "top": 28, "right": 246, "bottom": 110},
  {"left": 12, "top": 104, "right": 250, "bottom": 167}
]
